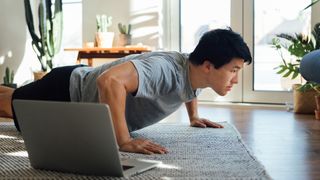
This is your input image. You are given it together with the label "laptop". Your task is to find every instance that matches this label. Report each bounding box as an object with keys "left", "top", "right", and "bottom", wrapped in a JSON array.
[{"left": 12, "top": 99, "right": 161, "bottom": 177}]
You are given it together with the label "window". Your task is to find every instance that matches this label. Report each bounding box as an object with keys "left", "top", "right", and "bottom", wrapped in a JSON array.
[
  {"left": 175, "top": 0, "right": 319, "bottom": 103},
  {"left": 253, "top": 0, "right": 311, "bottom": 91},
  {"left": 179, "top": 0, "right": 243, "bottom": 102},
  {"left": 55, "top": 0, "right": 82, "bottom": 66},
  {"left": 180, "top": 0, "right": 231, "bottom": 53}
]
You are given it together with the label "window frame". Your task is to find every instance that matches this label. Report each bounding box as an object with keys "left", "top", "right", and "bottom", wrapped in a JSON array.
[{"left": 166, "top": 0, "right": 320, "bottom": 104}]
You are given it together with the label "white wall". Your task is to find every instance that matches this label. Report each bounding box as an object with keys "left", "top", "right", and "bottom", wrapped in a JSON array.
[
  {"left": 83, "top": 0, "right": 161, "bottom": 48},
  {"left": 0, "top": 0, "right": 72, "bottom": 86},
  {"left": 0, "top": 0, "right": 165, "bottom": 86},
  {"left": 0, "top": 0, "right": 44, "bottom": 86}
]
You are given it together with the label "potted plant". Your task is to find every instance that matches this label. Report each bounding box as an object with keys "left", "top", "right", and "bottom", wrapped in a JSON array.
[
  {"left": 95, "top": 14, "right": 114, "bottom": 48},
  {"left": 300, "top": 49, "right": 320, "bottom": 119},
  {"left": 299, "top": 81, "right": 320, "bottom": 119},
  {"left": 117, "top": 23, "right": 132, "bottom": 46},
  {"left": 271, "top": 23, "right": 320, "bottom": 113},
  {"left": 24, "top": 0, "right": 63, "bottom": 80},
  {"left": 2, "top": 67, "right": 17, "bottom": 89}
]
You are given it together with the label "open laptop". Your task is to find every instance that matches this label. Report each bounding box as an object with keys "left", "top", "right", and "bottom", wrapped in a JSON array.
[{"left": 12, "top": 99, "right": 161, "bottom": 177}]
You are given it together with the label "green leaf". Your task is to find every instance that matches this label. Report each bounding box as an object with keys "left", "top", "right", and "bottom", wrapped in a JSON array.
[
  {"left": 292, "top": 71, "right": 299, "bottom": 79},
  {"left": 276, "top": 67, "right": 286, "bottom": 74},
  {"left": 283, "top": 70, "right": 292, "bottom": 77}
]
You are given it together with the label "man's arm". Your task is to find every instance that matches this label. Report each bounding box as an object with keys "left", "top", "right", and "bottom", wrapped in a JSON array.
[
  {"left": 185, "top": 98, "right": 224, "bottom": 128},
  {"left": 97, "top": 61, "right": 167, "bottom": 154}
]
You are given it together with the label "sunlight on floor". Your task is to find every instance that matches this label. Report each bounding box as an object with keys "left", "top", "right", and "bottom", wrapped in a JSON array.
[
  {"left": 0, "top": 134, "right": 16, "bottom": 139},
  {"left": 157, "top": 163, "right": 181, "bottom": 170},
  {"left": 5, "top": 151, "right": 28, "bottom": 157},
  {"left": 137, "top": 158, "right": 181, "bottom": 170}
]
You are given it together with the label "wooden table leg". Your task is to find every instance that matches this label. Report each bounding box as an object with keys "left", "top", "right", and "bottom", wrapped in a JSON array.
[
  {"left": 88, "top": 58, "right": 93, "bottom": 66},
  {"left": 76, "top": 53, "right": 81, "bottom": 64}
]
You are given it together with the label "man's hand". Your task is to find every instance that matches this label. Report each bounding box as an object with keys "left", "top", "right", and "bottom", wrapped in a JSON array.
[
  {"left": 190, "top": 117, "right": 224, "bottom": 128},
  {"left": 119, "top": 138, "right": 168, "bottom": 155}
]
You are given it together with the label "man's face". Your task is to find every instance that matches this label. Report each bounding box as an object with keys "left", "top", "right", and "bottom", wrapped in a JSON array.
[{"left": 208, "top": 58, "right": 244, "bottom": 96}]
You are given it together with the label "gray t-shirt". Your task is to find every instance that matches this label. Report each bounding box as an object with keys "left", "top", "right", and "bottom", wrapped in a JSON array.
[{"left": 69, "top": 51, "right": 200, "bottom": 131}]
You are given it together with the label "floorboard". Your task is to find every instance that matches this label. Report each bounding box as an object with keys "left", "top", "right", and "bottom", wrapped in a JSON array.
[{"left": 161, "top": 103, "right": 320, "bottom": 180}]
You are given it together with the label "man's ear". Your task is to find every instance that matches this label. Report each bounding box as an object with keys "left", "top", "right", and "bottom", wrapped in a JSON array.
[{"left": 203, "top": 60, "right": 214, "bottom": 73}]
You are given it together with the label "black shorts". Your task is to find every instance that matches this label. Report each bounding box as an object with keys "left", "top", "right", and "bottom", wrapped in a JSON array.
[{"left": 11, "top": 65, "right": 85, "bottom": 131}]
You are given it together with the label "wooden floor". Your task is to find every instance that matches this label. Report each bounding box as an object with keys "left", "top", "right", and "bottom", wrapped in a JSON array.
[
  {"left": 161, "top": 103, "right": 320, "bottom": 180},
  {"left": 1, "top": 103, "right": 319, "bottom": 180}
]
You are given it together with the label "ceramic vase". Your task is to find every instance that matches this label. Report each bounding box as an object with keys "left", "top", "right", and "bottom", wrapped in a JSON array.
[{"left": 95, "top": 32, "right": 114, "bottom": 48}]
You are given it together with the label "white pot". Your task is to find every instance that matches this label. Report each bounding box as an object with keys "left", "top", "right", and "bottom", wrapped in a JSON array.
[{"left": 95, "top": 32, "right": 114, "bottom": 48}]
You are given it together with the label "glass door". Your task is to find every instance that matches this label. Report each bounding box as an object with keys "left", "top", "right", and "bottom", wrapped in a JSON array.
[
  {"left": 243, "top": 0, "right": 319, "bottom": 103},
  {"left": 180, "top": 0, "right": 244, "bottom": 102},
  {"left": 174, "top": 0, "right": 320, "bottom": 103}
]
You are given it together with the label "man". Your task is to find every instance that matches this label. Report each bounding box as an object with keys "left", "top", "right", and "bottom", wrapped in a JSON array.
[{"left": 0, "top": 28, "right": 252, "bottom": 155}]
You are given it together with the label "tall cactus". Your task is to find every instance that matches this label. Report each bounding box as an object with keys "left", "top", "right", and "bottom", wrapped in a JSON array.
[
  {"left": 24, "top": 0, "right": 63, "bottom": 72},
  {"left": 96, "top": 14, "right": 112, "bottom": 32},
  {"left": 3, "top": 67, "right": 14, "bottom": 85}
]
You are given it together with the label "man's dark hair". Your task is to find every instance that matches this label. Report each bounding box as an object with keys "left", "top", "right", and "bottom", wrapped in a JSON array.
[{"left": 189, "top": 28, "right": 252, "bottom": 69}]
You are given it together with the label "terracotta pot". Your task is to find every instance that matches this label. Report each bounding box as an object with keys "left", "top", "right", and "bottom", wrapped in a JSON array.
[
  {"left": 117, "top": 34, "right": 132, "bottom": 46},
  {"left": 1, "top": 83, "right": 17, "bottom": 89},
  {"left": 33, "top": 71, "right": 47, "bottom": 81},
  {"left": 315, "top": 95, "right": 320, "bottom": 110},
  {"left": 315, "top": 110, "right": 320, "bottom": 120},
  {"left": 293, "top": 84, "right": 317, "bottom": 114}
]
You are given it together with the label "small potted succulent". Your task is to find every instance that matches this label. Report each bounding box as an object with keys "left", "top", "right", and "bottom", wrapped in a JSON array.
[
  {"left": 95, "top": 14, "right": 114, "bottom": 48},
  {"left": 117, "top": 23, "right": 132, "bottom": 46},
  {"left": 2, "top": 67, "right": 17, "bottom": 89}
]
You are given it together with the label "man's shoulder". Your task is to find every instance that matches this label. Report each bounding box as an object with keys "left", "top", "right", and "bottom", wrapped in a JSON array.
[
  {"left": 151, "top": 51, "right": 188, "bottom": 64},
  {"left": 130, "top": 51, "right": 189, "bottom": 75},
  {"left": 156, "top": 51, "right": 187, "bottom": 58},
  {"left": 143, "top": 51, "right": 185, "bottom": 58}
]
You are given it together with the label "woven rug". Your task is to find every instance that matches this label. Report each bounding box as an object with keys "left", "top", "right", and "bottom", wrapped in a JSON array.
[{"left": 0, "top": 122, "right": 271, "bottom": 179}]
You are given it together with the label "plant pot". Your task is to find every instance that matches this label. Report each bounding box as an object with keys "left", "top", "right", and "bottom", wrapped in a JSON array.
[
  {"left": 33, "top": 71, "right": 47, "bottom": 81},
  {"left": 95, "top": 32, "right": 114, "bottom": 48},
  {"left": 315, "top": 110, "right": 320, "bottom": 120},
  {"left": 293, "top": 84, "right": 317, "bottom": 114},
  {"left": 315, "top": 95, "right": 320, "bottom": 110},
  {"left": 117, "top": 34, "right": 132, "bottom": 46},
  {"left": 1, "top": 83, "right": 17, "bottom": 89}
]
